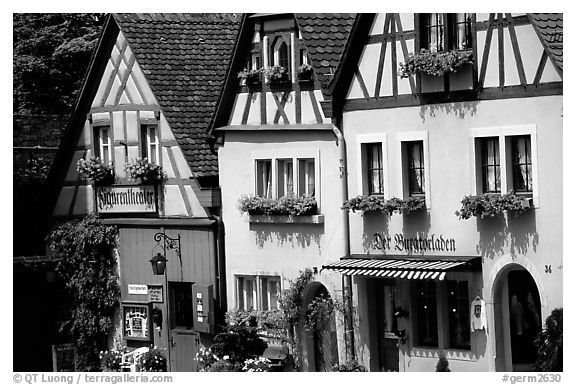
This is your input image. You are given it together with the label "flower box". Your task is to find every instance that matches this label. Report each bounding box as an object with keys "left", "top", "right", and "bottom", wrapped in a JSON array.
[
  {"left": 238, "top": 68, "right": 262, "bottom": 87},
  {"left": 448, "top": 62, "right": 474, "bottom": 91},
  {"left": 238, "top": 195, "right": 318, "bottom": 216},
  {"left": 247, "top": 214, "right": 324, "bottom": 224},
  {"left": 264, "top": 66, "right": 290, "bottom": 85},
  {"left": 341, "top": 195, "right": 426, "bottom": 215},
  {"left": 125, "top": 158, "right": 167, "bottom": 184},
  {"left": 77, "top": 157, "right": 115, "bottom": 185},
  {"left": 420, "top": 73, "right": 446, "bottom": 93},
  {"left": 297, "top": 64, "right": 314, "bottom": 82},
  {"left": 455, "top": 192, "right": 532, "bottom": 220}
]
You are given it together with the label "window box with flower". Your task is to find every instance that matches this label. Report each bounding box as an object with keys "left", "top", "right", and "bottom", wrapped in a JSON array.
[
  {"left": 399, "top": 49, "right": 474, "bottom": 93},
  {"left": 238, "top": 194, "right": 324, "bottom": 224},
  {"left": 264, "top": 66, "right": 290, "bottom": 85},
  {"left": 125, "top": 158, "right": 167, "bottom": 184},
  {"left": 455, "top": 191, "right": 532, "bottom": 220},
  {"left": 297, "top": 63, "right": 314, "bottom": 83},
  {"left": 341, "top": 195, "right": 426, "bottom": 215},
  {"left": 238, "top": 68, "right": 263, "bottom": 87},
  {"left": 77, "top": 157, "right": 115, "bottom": 185}
]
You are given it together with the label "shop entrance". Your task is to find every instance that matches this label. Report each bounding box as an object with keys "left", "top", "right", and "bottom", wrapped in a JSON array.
[
  {"left": 494, "top": 266, "right": 542, "bottom": 372},
  {"left": 168, "top": 282, "right": 199, "bottom": 371},
  {"left": 373, "top": 279, "right": 399, "bottom": 372}
]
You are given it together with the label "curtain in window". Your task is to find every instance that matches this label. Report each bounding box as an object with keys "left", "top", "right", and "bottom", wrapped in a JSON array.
[
  {"left": 454, "top": 13, "right": 472, "bottom": 50},
  {"left": 278, "top": 41, "right": 289, "bottom": 69},
  {"left": 482, "top": 137, "right": 501, "bottom": 193},
  {"left": 512, "top": 136, "right": 533, "bottom": 192},
  {"left": 408, "top": 142, "right": 425, "bottom": 195},
  {"left": 366, "top": 143, "right": 383, "bottom": 195},
  {"left": 426, "top": 13, "right": 444, "bottom": 52},
  {"left": 256, "top": 160, "right": 272, "bottom": 198}
]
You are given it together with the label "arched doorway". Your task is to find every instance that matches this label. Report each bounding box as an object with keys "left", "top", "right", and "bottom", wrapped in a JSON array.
[
  {"left": 302, "top": 282, "right": 339, "bottom": 372},
  {"left": 493, "top": 265, "right": 542, "bottom": 372}
]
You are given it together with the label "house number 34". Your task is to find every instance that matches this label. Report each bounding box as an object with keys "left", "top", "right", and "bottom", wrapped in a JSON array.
[{"left": 545, "top": 265, "right": 552, "bottom": 273}]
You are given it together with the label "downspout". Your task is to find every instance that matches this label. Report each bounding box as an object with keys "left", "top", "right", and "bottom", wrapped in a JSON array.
[
  {"left": 331, "top": 119, "right": 356, "bottom": 361},
  {"left": 209, "top": 211, "right": 227, "bottom": 330}
]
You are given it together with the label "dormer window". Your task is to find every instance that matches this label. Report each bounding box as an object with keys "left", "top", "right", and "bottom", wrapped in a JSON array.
[
  {"left": 272, "top": 37, "right": 290, "bottom": 71},
  {"left": 93, "top": 125, "right": 112, "bottom": 165}
]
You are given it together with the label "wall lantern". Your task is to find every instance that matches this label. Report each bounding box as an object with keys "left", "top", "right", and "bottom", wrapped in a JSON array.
[{"left": 149, "top": 252, "right": 167, "bottom": 276}]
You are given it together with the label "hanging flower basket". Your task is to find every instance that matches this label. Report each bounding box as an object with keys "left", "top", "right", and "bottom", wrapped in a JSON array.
[
  {"left": 398, "top": 49, "right": 474, "bottom": 78},
  {"left": 264, "top": 66, "right": 290, "bottom": 84},
  {"left": 238, "top": 68, "right": 262, "bottom": 86},
  {"left": 455, "top": 191, "right": 532, "bottom": 220},
  {"left": 125, "top": 158, "right": 167, "bottom": 184},
  {"left": 297, "top": 64, "right": 314, "bottom": 82},
  {"left": 77, "top": 157, "right": 115, "bottom": 185}
]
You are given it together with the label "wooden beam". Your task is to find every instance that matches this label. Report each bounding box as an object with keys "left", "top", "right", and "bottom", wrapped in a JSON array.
[
  {"left": 391, "top": 17, "right": 398, "bottom": 97},
  {"left": 479, "top": 14, "right": 495, "bottom": 87},
  {"left": 241, "top": 91, "right": 253, "bottom": 124},
  {"left": 374, "top": 14, "right": 391, "bottom": 97},
  {"left": 167, "top": 146, "right": 193, "bottom": 217},
  {"left": 308, "top": 90, "right": 324, "bottom": 124},
  {"left": 90, "top": 105, "right": 162, "bottom": 113},
  {"left": 113, "top": 54, "right": 137, "bottom": 105},
  {"left": 355, "top": 69, "right": 371, "bottom": 99},
  {"left": 506, "top": 13, "right": 527, "bottom": 85},
  {"left": 533, "top": 50, "right": 548, "bottom": 86},
  {"left": 476, "top": 14, "right": 530, "bottom": 31},
  {"left": 395, "top": 13, "right": 416, "bottom": 93},
  {"left": 498, "top": 13, "right": 505, "bottom": 87},
  {"left": 272, "top": 91, "right": 290, "bottom": 124}
]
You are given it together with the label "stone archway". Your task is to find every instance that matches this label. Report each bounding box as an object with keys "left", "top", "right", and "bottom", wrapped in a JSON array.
[
  {"left": 301, "top": 282, "right": 339, "bottom": 372},
  {"left": 492, "top": 263, "right": 543, "bottom": 372}
]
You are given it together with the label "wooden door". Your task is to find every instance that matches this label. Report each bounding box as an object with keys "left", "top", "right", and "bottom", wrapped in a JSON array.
[
  {"left": 169, "top": 330, "right": 199, "bottom": 372},
  {"left": 376, "top": 280, "right": 399, "bottom": 371}
]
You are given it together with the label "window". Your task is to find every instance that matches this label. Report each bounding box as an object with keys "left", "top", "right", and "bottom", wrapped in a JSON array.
[
  {"left": 256, "top": 160, "right": 272, "bottom": 198},
  {"left": 365, "top": 143, "right": 384, "bottom": 195},
  {"left": 421, "top": 13, "right": 473, "bottom": 52},
  {"left": 170, "top": 282, "right": 193, "bottom": 329},
  {"left": 413, "top": 281, "right": 438, "bottom": 347},
  {"left": 141, "top": 124, "right": 160, "bottom": 165},
  {"left": 406, "top": 141, "right": 425, "bottom": 196},
  {"left": 298, "top": 159, "right": 316, "bottom": 196},
  {"left": 254, "top": 153, "right": 318, "bottom": 200},
  {"left": 473, "top": 129, "right": 536, "bottom": 201},
  {"left": 236, "top": 275, "right": 281, "bottom": 311},
  {"left": 411, "top": 279, "right": 472, "bottom": 351},
  {"left": 277, "top": 159, "right": 294, "bottom": 197},
  {"left": 511, "top": 135, "right": 532, "bottom": 193},
  {"left": 480, "top": 137, "right": 501, "bottom": 193},
  {"left": 93, "top": 126, "right": 112, "bottom": 165},
  {"left": 447, "top": 281, "right": 471, "bottom": 350}
]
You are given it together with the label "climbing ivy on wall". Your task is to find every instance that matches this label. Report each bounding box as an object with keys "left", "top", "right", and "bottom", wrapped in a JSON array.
[{"left": 48, "top": 215, "right": 120, "bottom": 371}]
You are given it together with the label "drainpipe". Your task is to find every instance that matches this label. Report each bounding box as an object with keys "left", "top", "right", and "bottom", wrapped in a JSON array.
[
  {"left": 209, "top": 211, "right": 227, "bottom": 329},
  {"left": 331, "top": 119, "right": 356, "bottom": 361}
]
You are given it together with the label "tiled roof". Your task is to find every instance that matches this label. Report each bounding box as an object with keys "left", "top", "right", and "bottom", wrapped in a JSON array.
[
  {"left": 113, "top": 13, "right": 242, "bottom": 178},
  {"left": 528, "top": 13, "right": 563, "bottom": 73},
  {"left": 294, "top": 14, "right": 357, "bottom": 96}
]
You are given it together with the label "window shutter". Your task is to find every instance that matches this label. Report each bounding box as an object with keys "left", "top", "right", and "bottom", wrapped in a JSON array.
[{"left": 192, "top": 283, "right": 214, "bottom": 334}]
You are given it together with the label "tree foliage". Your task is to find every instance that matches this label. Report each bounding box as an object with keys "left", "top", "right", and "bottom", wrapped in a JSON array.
[
  {"left": 13, "top": 13, "right": 106, "bottom": 115},
  {"left": 47, "top": 215, "right": 120, "bottom": 371},
  {"left": 534, "top": 308, "right": 563, "bottom": 372}
]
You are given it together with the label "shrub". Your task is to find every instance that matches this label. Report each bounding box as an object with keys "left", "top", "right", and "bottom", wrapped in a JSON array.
[
  {"left": 332, "top": 360, "right": 367, "bottom": 372},
  {"left": 398, "top": 49, "right": 473, "bottom": 78},
  {"left": 137, "top": 348, "right": 167, "bottom": 372},
  {"left": 237, "top": 194, "right": 318, "bottom": 216},
  {"left": 211, "top": 325, "right": 268, "bottom": 364},
  {"left": 534, "top": 308, "right": 563, "bottom": 372},
  {"left": 99, "top": 350, "right": 122, "bottom": 371}
]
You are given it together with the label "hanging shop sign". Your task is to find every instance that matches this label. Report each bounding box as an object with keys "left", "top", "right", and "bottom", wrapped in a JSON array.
[
  {"left": 95, "top": 185, "right": 157, "bottom": 214},
  {"left": 147, "top": 285, "right": 163, "bottom": 303},
  {"left": 373, "top": 232, "right": 456, "bottom": 253}
]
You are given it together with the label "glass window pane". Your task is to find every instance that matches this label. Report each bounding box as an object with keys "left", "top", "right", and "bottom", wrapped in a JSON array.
[
  {"left": 447, "top": 281, "right": 470, "bottom": 349},
  {"left": 414, "top": 281, "right": 438, "bottom": 347},
  {"left": 511, "top": 136, "right": 532, "bottom": 192},
  {"left": 269, "top": 279, "right": 279, "bottom": 310}
]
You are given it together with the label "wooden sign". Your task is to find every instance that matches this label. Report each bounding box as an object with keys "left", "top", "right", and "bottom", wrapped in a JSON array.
[
  {"left": 147, "top": 285, "right": 163, "bottom": 303},
  {"left": 95, "top": 185, "right": 157, "bottom": 214}
]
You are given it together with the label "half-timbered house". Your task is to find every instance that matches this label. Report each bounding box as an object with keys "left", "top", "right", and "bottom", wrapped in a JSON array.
[
  {"left": 211, "top": 13, "right": 358, "bottom": 371},
  {"left": 46, "top": 13, "right": 241, "bottom": 371},
  {"left": 320, "top": 13, "right": 562, "bottom": 372}
]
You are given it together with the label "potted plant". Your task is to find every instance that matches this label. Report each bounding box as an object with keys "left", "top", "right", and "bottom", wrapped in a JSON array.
[
  {"left": 297, "top": 63, "right": 313, "bottom": 82},
  {"left": 77, "top": 157, "right": 115, "bottom": 185},
  {"left": 238, "top": 68, "right": 262, "bottom": 86},
  {"left": 264, "top": 65, "right": 290, "bottom": 85},
  {"left": 125, "top": 158, "right": 167, "bottom": 184},
  {"left": 99, "top": 350, "right": 123, "bottom": 372}
]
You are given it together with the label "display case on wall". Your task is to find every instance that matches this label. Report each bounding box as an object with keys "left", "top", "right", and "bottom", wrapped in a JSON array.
[{"left": 122, "top": 302, "right": 153, "bottom": 341}]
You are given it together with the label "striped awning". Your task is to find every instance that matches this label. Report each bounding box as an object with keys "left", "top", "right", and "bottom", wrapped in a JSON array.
[{"left": 321, "top": 257, "right": 480, "bottom": 281}]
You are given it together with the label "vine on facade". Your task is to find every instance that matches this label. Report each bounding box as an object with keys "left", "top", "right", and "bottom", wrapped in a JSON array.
[{"left": 48, "top": 214, "right": 120, "bottom": 371}]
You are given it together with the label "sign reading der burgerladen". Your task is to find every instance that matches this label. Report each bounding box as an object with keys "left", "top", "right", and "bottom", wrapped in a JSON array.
[{"left": 96, "top": 185, "right": 157, "bottom": 214}]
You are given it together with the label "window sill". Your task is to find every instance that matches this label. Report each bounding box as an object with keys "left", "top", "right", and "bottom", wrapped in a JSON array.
[{"left": 246, "top": 214, "right": 324, "bottom": 224}]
